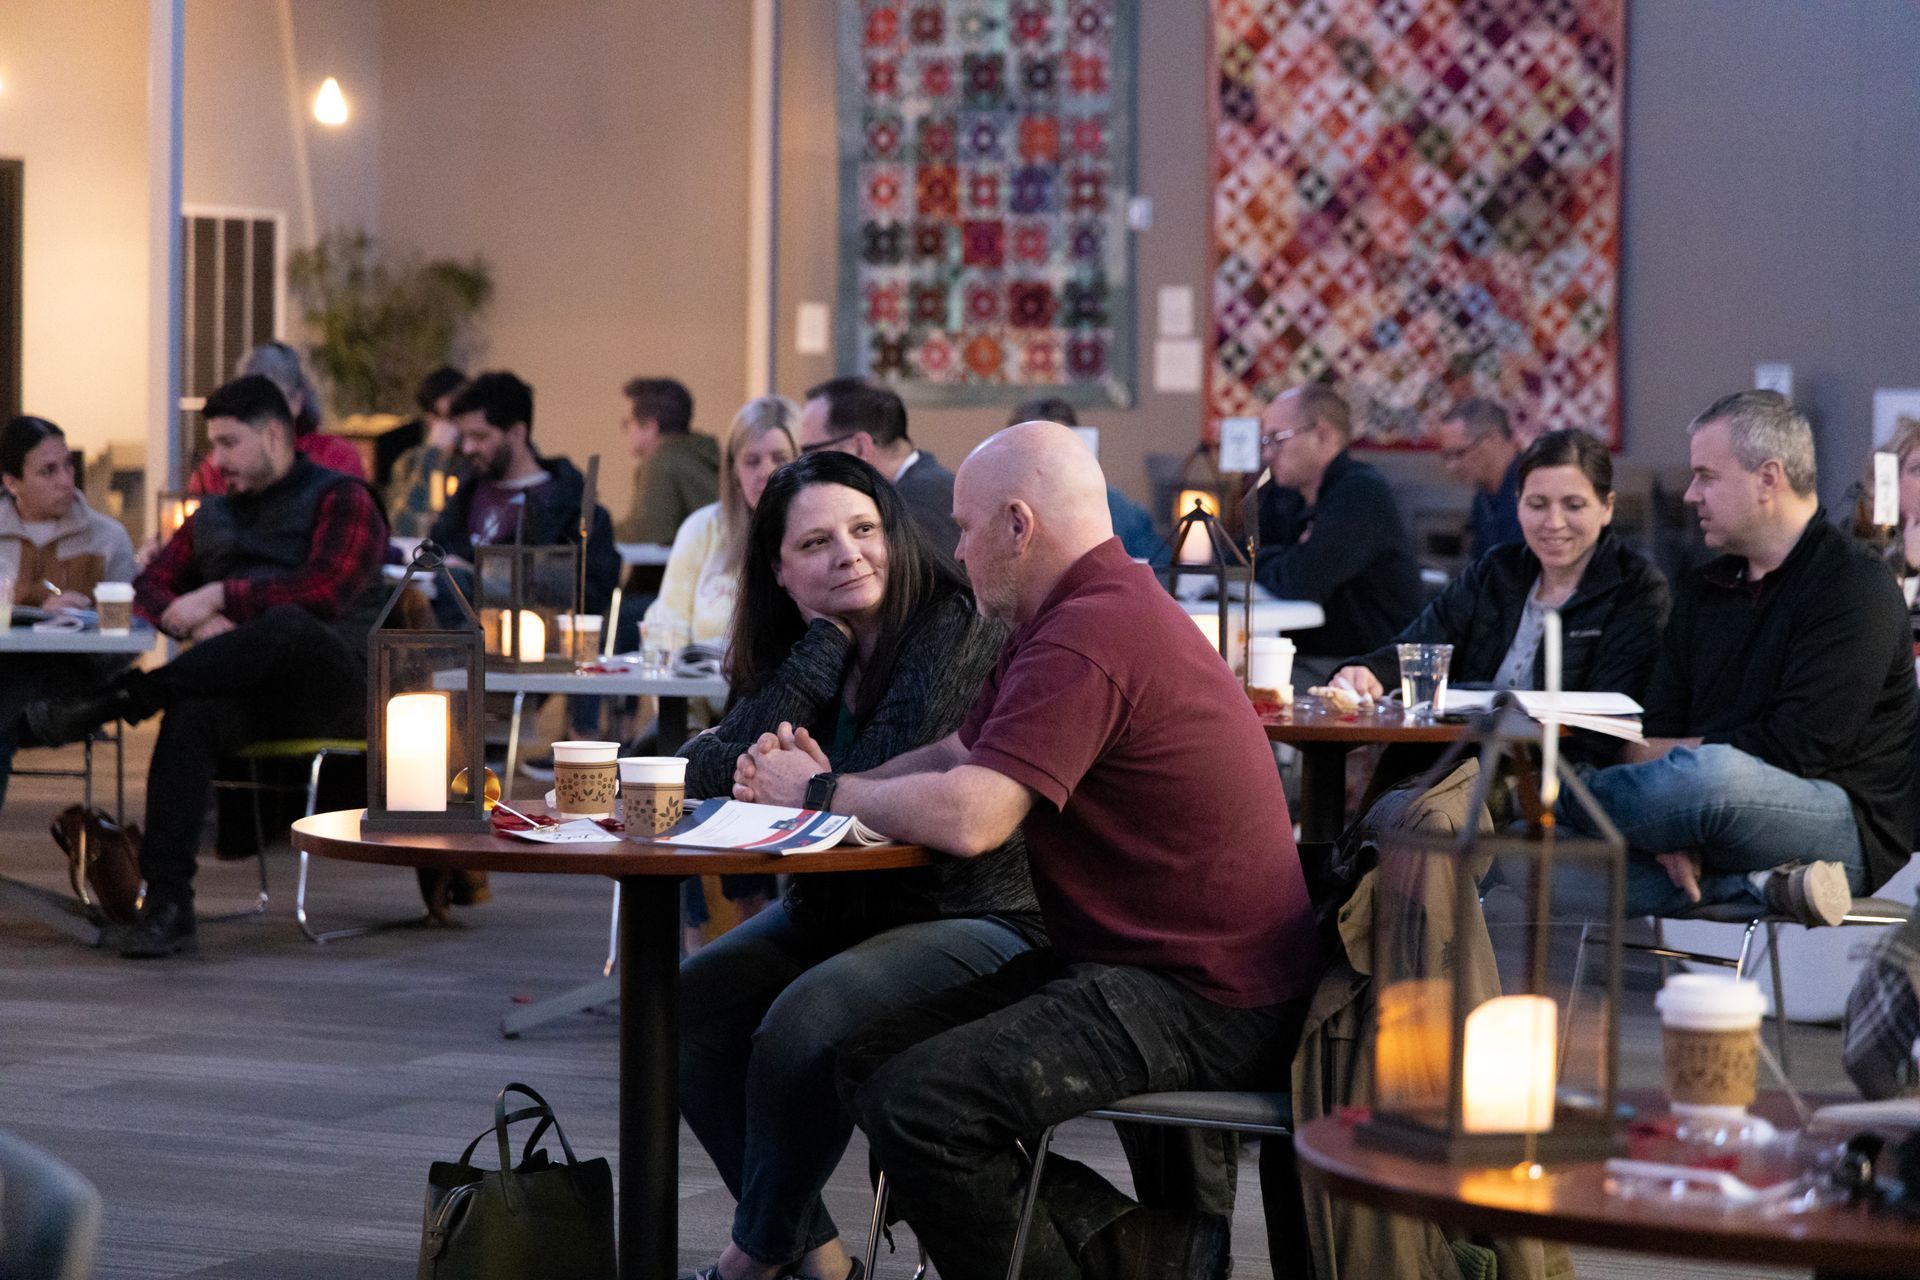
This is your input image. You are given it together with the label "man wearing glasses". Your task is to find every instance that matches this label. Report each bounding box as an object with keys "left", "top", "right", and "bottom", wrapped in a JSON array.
[
  {"left": 1436, "top": 397, "right": 1523, "bottom": 557},
  {"left": 798, "top": 377, "right": 961, "bottom": 557},
  {"left": 1252, "top": 383, "right": 1422, "bottom": 685}
]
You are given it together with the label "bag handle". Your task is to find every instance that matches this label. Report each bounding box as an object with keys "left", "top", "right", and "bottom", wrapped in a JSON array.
[{"left": 452, "top": 1083, "right": 586, "bottom": 1215}]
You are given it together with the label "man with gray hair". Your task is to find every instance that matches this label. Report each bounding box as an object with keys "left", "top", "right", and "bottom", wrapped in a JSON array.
[
  {"left": 1436, "top": 397, "right": 1522, "bottom": 556},
  {"left": 1569, "top": 390, "right": 1917, "bottom": 925}
]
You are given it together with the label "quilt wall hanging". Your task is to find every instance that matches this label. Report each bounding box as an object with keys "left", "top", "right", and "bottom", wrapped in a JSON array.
[
  {"left": 1210, "top": 0, "right": 1625, "bottom": 446},
  {"left": 837, "top": 0, "right": 1137, "bottom": 407}
]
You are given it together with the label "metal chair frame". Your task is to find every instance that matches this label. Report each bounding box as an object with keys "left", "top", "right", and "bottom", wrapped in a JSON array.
[
  {"left": 862, "top": 1091, "right": 1293, "bottom": 1280},
  {"left": 1571, "top": 897, "right": 1913, "bottom": 1077}
]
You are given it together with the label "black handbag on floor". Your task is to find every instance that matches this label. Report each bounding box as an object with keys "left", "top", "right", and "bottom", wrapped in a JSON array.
[{"left": 418, "top": 1082, "right": 616, "bottom": 1280}]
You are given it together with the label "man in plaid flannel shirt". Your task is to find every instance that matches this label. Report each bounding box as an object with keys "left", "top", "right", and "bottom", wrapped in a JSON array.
[
  {"left": 27, "top": 375, "right": 388, "bottom": 959},
  {"left": 1845, "top": 903, "right": 1920, "bottom": 1098}
]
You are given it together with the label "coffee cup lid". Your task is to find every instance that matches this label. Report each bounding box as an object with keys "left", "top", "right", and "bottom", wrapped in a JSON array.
[
  {"left": 1655, "top": 974, "right": 1766, "bottom": 1029},
  {"left": 619, "top": 755, "right": 688, "bottom": 782}
]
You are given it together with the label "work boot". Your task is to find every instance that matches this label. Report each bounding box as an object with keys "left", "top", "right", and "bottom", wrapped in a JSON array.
[
  {"left": 1762, "top": 860, "right": 1853, "bottom": 928},
  {"left": 121, "top": 897, "right": 198, "bottom": 959},
  {"left": 1082, "top": 1207, "right": 1230, "bottom": 1280}
]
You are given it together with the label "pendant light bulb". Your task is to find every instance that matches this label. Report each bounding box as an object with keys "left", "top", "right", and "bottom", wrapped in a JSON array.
[{"left": 313, "top": 76, "right": 349, "bottom": 127}]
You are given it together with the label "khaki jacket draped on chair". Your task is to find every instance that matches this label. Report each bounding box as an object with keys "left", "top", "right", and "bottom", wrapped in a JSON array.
[{"left": 1289, "top": 761, "right": 1575, "bottom": 1280}]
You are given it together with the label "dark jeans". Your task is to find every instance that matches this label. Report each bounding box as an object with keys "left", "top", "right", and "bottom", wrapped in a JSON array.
[
  {"left": 137, "top": 605, "right": 364, "bottom": 906},
  {"left": 837, "top": 949, "right": 1304, "bottom": 1280},
  {"left": 679, "top": 904, "right": 1031, "bottom": 1266},
  {"left": 0, "top": 653, "right": 118, "bottom": 812}
]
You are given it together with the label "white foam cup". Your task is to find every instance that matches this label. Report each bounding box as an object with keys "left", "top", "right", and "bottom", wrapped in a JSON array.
[{"left": 1249, "top": 636, "right": 1296, "bottom": 693}]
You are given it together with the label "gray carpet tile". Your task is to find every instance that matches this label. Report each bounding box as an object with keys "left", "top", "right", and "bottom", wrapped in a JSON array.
[{"left": 0, "top": 724, "right": 1831, "bottom": 1278}]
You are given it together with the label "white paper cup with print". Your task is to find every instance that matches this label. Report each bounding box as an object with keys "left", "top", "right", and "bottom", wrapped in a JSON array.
[
  {"left": 551, "top": 740, "right": 621, "bottom": 819},
  {"left": 94, "top": 582, "right": 135, "bottom": 635},
  {"left": 619, "top": 755, "right": 688, "bottom": 836}
]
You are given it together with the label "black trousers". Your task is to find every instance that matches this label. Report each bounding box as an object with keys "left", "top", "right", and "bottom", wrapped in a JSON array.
[
  {"left": 137, "top": 605, "right": 364, "bottom": 905},
  {"left": 836, "top": 948, "right": 1304, "bottom": 1280}
]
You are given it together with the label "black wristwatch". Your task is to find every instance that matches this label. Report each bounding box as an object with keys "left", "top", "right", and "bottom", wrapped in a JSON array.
[{"left": 804, "top": 772, "right": 841, "bottom": 812}]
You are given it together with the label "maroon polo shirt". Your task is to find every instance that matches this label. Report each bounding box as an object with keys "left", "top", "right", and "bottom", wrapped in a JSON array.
[{"left": 958, "top": 538, "right": 1319, "bottom": 1007}]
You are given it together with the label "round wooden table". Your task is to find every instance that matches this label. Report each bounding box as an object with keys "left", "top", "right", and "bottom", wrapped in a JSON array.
[
  {"left": 1296, "top": 1112, "right": 1920, "bottom": 1277},
  {"left": 291, "top": 809, "right": 929, "bottom": 1280},
  {"left": 1263, "top": 696, "right": 1463, "bottom": 842}
]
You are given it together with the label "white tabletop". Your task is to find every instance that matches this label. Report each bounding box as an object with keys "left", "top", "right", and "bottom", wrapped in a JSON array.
[
  {"left": 617, "top": 542, "right": 673, "bottom": 567},
  {"left": 435, "top": 666, "right": 727, "bottom": 699},
  {"left": 0, "top": 625, "right": 159, "bottom": 655},
  {"left": 1178, "top": 597, "right": 1324, "bottom": 634}
]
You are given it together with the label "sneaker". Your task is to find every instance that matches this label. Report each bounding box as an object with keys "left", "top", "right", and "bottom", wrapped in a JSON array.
[
  {"left": 519, "top": 754, "right": 556, "bottom": 782},
  {"left": 1762, "top": 860, "right": 1853, "bottom": 928}
]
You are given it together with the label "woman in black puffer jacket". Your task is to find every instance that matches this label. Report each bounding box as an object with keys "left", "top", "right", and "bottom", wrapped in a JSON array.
[{"left": 1334, "top": 428, "right": 1671, "bottom": 769}]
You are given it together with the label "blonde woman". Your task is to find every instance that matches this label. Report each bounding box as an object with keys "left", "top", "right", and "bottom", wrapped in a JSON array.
[
  {"left": 648, "top": 395, "right": 798, "bottom": 945},
  {"left": 646, "top": 395, "right": 800, "bottom": 667}
]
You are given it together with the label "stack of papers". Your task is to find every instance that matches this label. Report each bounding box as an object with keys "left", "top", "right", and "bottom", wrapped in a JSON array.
[
  {"left": 658, "top": 799, "right": 891, "bottom": 855},
  {"left": 1444, "top": 690, "right": 1644, "bottom": 742}
]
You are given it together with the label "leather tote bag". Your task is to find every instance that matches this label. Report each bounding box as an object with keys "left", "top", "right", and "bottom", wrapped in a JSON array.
[{"left": 417, "top": 1082, "right": 616, "bottom": 1280}]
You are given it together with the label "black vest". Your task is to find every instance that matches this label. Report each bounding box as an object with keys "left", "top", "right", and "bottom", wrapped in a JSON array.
[{"left": 191, "top": 456, "right": 387, "bottom": 656}]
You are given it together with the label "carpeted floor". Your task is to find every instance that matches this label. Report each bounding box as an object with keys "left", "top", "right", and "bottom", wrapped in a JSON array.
[{"left": 0, "top": 723, "right": 1829, "bottom": 1278}]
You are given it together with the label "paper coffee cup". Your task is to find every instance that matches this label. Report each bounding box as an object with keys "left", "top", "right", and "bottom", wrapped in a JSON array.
[
  {"left": 94, "top": 581, "right": 134, "bottom": 634},
  {"left": 1248, "top": 636, "right": 1296, "bottom": 701},
  {"left": 618, "top": 756, "right": 687, "bottom": 836},
  {"left": 1655, "top": 975, "right": 1765, "bottom": 1113},
  {"left": 551, "top": 740, "right": 620, "bottom": 818},
  {"left": 618, "top": 755, "right": 687, "bottom": 836},
  {"left": 557, "top": 613, "right": 604, "bottom": 661}
]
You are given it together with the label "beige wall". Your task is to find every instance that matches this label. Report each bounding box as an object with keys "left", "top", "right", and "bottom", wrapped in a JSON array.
[
  {"left": 377, "top": 0, "right": 754, "bottom": 524},
  {"left": 0, "top": 0, "right": 151, "bottom": 456},
  {"left": 184, "top": 0, "right": 385, "bottom": 247},
  {"left": 0, "top": 0, "right": 384, "bottom": 462}
]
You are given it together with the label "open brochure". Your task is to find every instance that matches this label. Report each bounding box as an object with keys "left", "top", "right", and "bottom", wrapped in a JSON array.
[
  {"left": 1443, "top": 689, "right": 1645, "bottom": 742},
  {"left": 657, "top": 798, "right": 892, "bottom": 854}
]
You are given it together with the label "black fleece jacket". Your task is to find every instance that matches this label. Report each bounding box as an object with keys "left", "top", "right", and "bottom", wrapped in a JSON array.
[{"left": 1644, "top": 512, "right": 1919, "bottom": 890}]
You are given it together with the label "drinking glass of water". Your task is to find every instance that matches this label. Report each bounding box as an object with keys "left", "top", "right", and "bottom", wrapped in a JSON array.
[{"left": 1395, "top": 643, "right": 1453, "bottom": 722}]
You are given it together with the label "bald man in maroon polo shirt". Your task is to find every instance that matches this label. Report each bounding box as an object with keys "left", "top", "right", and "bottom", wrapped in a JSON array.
[{"left": 734, "top": 421, "right": 1320, "bottom": 1280}]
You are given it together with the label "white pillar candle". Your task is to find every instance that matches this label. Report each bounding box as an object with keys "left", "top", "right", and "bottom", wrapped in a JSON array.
[
  {"left": 1462, "top": 995, "right": 1558, "bottom": 1133},
  {"left": 1174, "top": 490, "right": 1218, "bottom": 564},
  {"left": 1541, "top": 608, "right": 1562, "bottom": 810},
  {"left": 502, "top": 610, "right": 547, "bottom": 663},
  {"left": 385, "top": 692, "right": 449, "bottom": 812}
]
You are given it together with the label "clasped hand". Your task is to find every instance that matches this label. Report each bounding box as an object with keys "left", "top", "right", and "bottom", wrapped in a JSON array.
[
  {"left": 732, "top": 721, "right": 832, "bottom": 807},
  {"left": 160, "top": 581, "right": 227, "bottom": 639}
]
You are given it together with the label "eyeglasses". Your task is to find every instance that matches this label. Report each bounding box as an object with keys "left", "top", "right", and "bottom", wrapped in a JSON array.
[
  {"left": 1440, "top": 435, "right": 1489, "bottom": 464},
  {"left": 800, "top": 433, "right": 858, "bottom": 455},
  {"left": 1259, "top": 427, "right": 1304, "bottom": 450}
]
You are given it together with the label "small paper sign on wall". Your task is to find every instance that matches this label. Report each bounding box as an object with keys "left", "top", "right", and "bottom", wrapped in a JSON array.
[
  {"left": 1219, "top": 417, "right": 1262, "bottom": 474},
  {"left": 1874, "top": 451, "right": 1900, "bottom": 528}
]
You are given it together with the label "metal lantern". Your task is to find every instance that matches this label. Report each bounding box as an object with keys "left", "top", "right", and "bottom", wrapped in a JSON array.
[
  {"left": 363, "top": 543, "right": 491, "bottom": 834},
  {"left": 474, "top": 542, "right": 579, "bottom": 671},
  {"left": 1161, "top": 494, "right": 1254, "bottom": 668},
  {"left": 156, "top": 489, "right": 200, "bottom": 543},
  {"left": 1358, "top": 699, "right": 1626, "bottom": 1165}
]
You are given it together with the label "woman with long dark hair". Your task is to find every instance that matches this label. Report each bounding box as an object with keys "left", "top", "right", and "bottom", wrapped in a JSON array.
[
  {"left": 677, "top": 451, "right": 1041, "bottom": 1280},
  {"left": 0, "top": 415, "right": 137, "bottom": 808}
]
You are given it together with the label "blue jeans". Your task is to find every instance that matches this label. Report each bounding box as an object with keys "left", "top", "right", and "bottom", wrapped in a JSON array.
[
  {"left": 1566, "top": 744, "right": 1865, "bottom": 917},
  {"left": 837, "top": 949, "right": 1304, "bottom": 1280},
  {"left": 678, "top": 904, "right": 1031, "bottom": 1266}
]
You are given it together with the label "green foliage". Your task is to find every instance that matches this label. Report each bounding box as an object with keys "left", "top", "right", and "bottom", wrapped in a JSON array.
[{"left": 286, "top": 229, "right": 494, "bottom": 416}]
